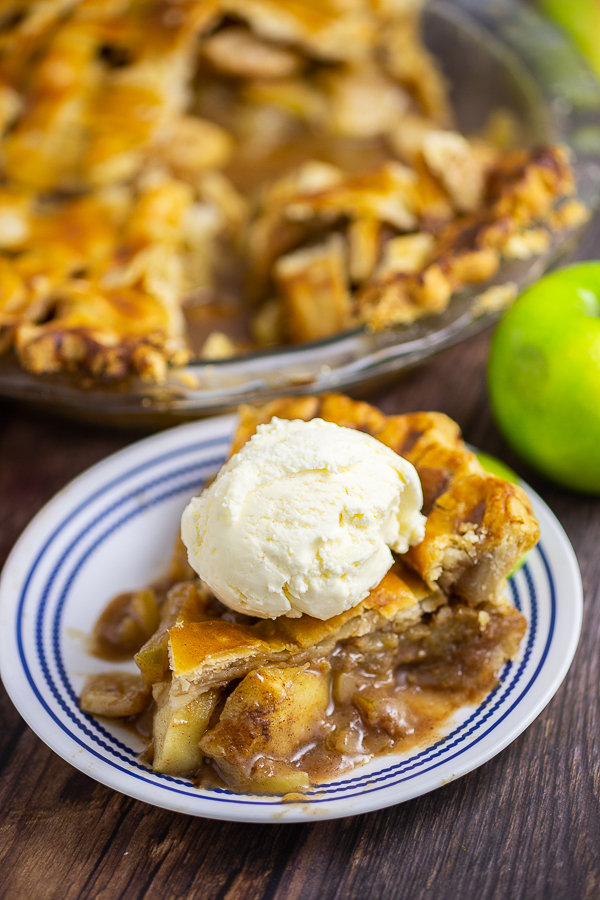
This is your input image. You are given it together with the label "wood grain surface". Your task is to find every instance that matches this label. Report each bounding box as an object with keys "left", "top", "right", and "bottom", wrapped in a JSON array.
[{"left": 1, "top": 241, "right": 599, "bottom": 900}]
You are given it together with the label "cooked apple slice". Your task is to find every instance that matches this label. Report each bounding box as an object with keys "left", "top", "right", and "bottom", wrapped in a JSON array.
[
  {"left": 80, "top": 673, "right": 150, "bottom": 717},
  {"left": 135, "top": 581, "right": 212, "bottom": 684},
  {"left": 152, "top": 682, "right": 220, "bottom": 777},
  {"left": 92, "top": 589, "right": 160, "bottom": 660},
  {"left": 200, "top": 663, "right": 329, "bottom": 792}
]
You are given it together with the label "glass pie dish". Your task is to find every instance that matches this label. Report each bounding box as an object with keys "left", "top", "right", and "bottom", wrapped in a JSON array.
[{"left": 1, "top": 0, "right": 599, "bottom": 427}]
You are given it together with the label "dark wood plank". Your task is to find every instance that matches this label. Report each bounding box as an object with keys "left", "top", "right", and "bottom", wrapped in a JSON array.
[{"left": 1, "top": 241, "right": 600, "bottom": 900}]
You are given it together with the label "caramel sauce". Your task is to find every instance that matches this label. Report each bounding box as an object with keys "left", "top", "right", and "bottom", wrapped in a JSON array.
[
  {"left": 183, "top": 294, "right": 254, "bottom": 356},
  {"left": 192, "top": 687, "right": 480, "bottom": 799},
  {"left": 226, "top": 134, "right": 393, "bottom": 197},
  {"left": 294, "top": 665, "right": 493, "bottom": 787},
  {"left": 189, "top": 672, "right": 492, "bottom": 793}
]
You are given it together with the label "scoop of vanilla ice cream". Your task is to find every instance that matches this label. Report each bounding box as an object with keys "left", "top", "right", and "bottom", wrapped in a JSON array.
[{"left": 181, "top": 417, "right": 426, "bottom": 620}]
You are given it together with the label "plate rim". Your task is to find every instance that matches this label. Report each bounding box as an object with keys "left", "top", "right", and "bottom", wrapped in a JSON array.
[{"left": 0, "top": 416, "right": 583, "bottom": 823}]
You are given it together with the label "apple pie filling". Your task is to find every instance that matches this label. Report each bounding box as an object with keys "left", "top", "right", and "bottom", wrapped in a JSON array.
[{"left": 82, "top": 565, "right": 525, "bottom": 794}]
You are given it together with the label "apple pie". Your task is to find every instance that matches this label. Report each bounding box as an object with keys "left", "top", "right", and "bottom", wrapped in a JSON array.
[
  {"left": 81, "top": 393, "right": 538, "bottom": 794},
  {"left": 0, "top": 0, "right": 587, "bottom": 383}
]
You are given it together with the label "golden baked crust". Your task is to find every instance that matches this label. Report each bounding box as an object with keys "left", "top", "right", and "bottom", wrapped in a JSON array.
[
  {"left": 0, "top": 2, "right": 584, "bottom": 382},
  {"left": 0, "top": 173, "right": 247, "bottom": 379},
  {"left": 230, "top": 393, "right": 540, "bottom": 604},
  {"left": 249, "top": 144, "right": 582, "bottom": 341},
  {"left": 359, "top": 146, "right": 574, "bottom": 328}
]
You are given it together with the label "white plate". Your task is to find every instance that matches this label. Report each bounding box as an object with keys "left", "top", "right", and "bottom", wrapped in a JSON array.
[{"left": 0, "top": 415, "right": 583, "bottom": 823}]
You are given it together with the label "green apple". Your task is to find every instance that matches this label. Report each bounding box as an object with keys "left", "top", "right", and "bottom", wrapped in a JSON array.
[
  {"left": 475, "top": 452, "right": 520, "bottom": 485},
  {"left": 541, "top": 0, "right": 600, "bottom": 82},
  {"left": 488, "top": 262, "right": 600, "bottom": 494}
]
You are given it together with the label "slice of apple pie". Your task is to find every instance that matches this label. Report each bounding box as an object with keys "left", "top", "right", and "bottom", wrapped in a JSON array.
[{"left": 81, "top": 394, "right": 538, "bottom": 794}]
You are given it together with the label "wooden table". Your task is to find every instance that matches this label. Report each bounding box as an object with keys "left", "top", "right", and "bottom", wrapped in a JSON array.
[{"left": 2, "top": 231, "right": 600, "bottom": 900}]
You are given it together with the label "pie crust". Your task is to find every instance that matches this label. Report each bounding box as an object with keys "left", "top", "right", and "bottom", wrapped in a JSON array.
[{"left": 0, "top": 2, "right": 586, "bottom": 382}]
